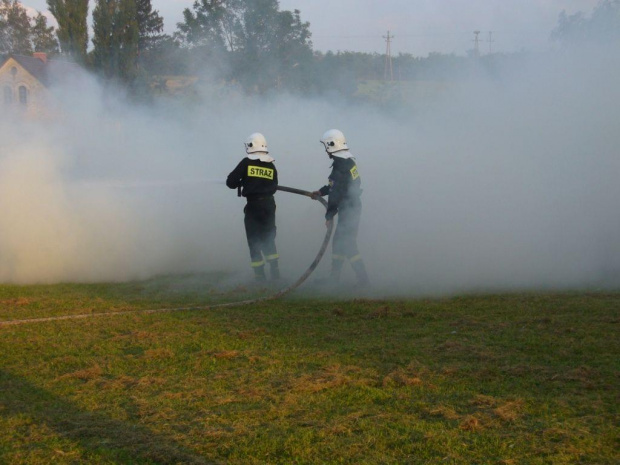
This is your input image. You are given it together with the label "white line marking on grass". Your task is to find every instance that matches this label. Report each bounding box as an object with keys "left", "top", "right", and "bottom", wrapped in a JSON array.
[{"left": 0, "top": 299, "right": 263, "bottom": 327}]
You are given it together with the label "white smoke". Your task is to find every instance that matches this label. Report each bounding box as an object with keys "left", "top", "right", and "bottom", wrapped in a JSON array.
[{"left": 1, "top": 44, "right": 618, "bottom": 295}]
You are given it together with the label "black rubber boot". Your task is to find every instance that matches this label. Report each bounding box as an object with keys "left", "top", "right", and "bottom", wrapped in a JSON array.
[
  {"left": 269, "top": 260, "right": 280, "bottom": 280},
  {"left": 253, "top": 265, "right": 266, "bottom": 281},
  {"left": 351, "top": 259, "right": 370, "bottom": 286}
]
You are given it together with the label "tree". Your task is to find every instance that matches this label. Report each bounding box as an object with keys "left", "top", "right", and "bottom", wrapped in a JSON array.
[
  {"left": 136, "top": 0, "right": 163, "bottom": 52},
  {"left": 552, "top": 0, "right": 620, "bottom": 49},
  {"left": 31, "top": 12, "right": 59, "bottom": 54},
  {"left": 46, "top": 0, "right": 89, "bottom": 61},
  {"left": 138, "top": 35, "right": 191, "bottom": 75},
  {"left": 176, "top": 0, "right": 313, "bottom": 93},
  {"left": 91, "top": 0, "right": 114, "bottom": 74},
  {"left": 231, "top": 1, "right": 313, "bottom": 92},
  {"left": 0, "top": 1, "right": 58, "bottom": 56},
  {"left": 134, "top": 0, "right": 169, "bottom": 74},
  {"left": 0, "top": 0, "right": 33, "bottom": 55},
  {"left": 92, "top": 0, "right": 139, "bottom": 82},
  {"left": 176, "top": 0, "right": 237, "bottom": 51}
]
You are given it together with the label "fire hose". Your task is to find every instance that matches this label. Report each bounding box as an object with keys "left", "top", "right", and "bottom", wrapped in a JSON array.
[
  {"left": 0, "top": 185, "right": 333, "bottom": 327},
  {"left": 271, "top": 185, "right": 333, "bottom": 297}
]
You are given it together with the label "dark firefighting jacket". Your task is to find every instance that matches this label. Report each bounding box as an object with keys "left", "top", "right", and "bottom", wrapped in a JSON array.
[
  {"left": 226, "top": 157, "right": 278, "bottom": 199},
  {"left": 318, "top": 154, "right": 362, "bottom": 221}
]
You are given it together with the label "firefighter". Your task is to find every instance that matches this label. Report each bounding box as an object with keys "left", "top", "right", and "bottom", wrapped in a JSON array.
[
  {"left": 226, "top": 133, "right": 280, "bottom": 281},
  {"left": 312, "top": 129, "right": 370, "bottom": 286}
]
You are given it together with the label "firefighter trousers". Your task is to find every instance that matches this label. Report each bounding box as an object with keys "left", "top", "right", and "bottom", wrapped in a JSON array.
[
  {"left": 331, "top": 200, "right": 369, "bottom": 285},
  {"left": 332, "top": 200, "right": 361, "bottom": 261},
  {"left": 244, "top": 196, "right": 278, "bottom": 268}
]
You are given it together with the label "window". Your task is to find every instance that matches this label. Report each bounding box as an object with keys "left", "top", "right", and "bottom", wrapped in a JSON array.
[
  {"left": 3, "top": 86, "right": 12, "bottom": 104},
  {"left": 18, "top": 86, "right": 27, "bottom": 105}
]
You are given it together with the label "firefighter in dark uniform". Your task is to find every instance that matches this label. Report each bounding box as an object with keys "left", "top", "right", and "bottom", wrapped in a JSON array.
[
  {"left": 226, "top": 133, "right": 280, "bottom": 281},
  {"left": 312, "top": 129, "right": 370, "bottom": 286}
]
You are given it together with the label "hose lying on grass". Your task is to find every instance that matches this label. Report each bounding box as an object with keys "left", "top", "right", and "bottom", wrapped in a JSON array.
[{"left": 0, "top": 185, "right": 333, "bottom": 327}]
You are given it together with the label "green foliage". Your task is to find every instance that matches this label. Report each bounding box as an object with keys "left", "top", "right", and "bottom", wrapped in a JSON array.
[
  {"left": 134, "top": 0, "right": 176, "bottom": 77},
  {"left": 0, "top": 0, "right": 58, "bottom": 56},
  {"left": 0, "top": 0, "right": 35, "bottom": 55},
  {"left": 0, "top": 278, "right": 618, "bottom": 463},
  {"left": 137, "top": 34, "right": 190, "bottom": 76},
  {"left": 46, "top": 0, "right": 89, "bottom": 61},
  {"left": 31, "top": 12, "right": 58, "bottom": 54},
  {"left": 175, "top": 0, "right": 233, "bottom": 52},
  {"left": 91, "top": 0, "right": 115, "bottom": 72},
  {"left": 177, "top": 0, "right": 313, "bottom": 93},
  {"left": 235, "top": 2, "right": 313, "bottom": 92},
  {"left": 92, "top": 0, "right": 139, "bottom": 82},
  {"left": 552, "top": 0, "right": 620, "bottom": 48},
  {"left": 135, "top": 0, "right": 163, "bottom": 52},
  {"left": 91, "top": 0, "right": 168, "bottom": 81}
]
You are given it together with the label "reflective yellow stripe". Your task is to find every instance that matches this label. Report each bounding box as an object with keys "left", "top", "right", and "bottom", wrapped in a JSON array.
[
  {"left": 265, "top": 254, "right": 279, "bottom": 261},
  {"left": 350, "top": 254, "right": 362, "bottom": 263},
  {"left": 333, "top": 254, "right": 347, "bottom": 261},
  {"left": 251, "top": 260, "right": 265, "bottom": 268}
]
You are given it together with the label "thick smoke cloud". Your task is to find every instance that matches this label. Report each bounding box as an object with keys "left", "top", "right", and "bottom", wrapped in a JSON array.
[{"left": 1, "top": 44, "right": 618, "bottom": 295}]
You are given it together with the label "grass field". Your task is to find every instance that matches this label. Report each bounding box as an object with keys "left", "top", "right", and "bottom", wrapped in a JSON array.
[{"left": 0, "top": 274, "right": 618, "bottom": 464}]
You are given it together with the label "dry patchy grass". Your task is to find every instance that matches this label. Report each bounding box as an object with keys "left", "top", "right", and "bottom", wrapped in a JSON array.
[{"left": 0, "top": 282, "right": 618, "bottom": 464}]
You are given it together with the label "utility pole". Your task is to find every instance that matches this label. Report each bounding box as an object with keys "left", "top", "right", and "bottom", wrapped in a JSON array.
[
  {"left": 488, "top": 31, "right": 495, "bottom": 54},
  {"left": 473, "top": 30, "right": 481, "bottom": 58},
  {"left": 383, "top": 30, "right": 394, "bottom": 81}
]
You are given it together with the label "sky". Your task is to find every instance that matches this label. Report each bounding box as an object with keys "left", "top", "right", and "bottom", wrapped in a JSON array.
[{"left": 24, "top": 0, "right": 600, "bottom": 56}]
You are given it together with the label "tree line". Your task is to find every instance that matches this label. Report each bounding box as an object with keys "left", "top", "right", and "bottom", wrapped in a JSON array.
[{"left": 1, "top": 0, "right": 618, "bottom": 96}]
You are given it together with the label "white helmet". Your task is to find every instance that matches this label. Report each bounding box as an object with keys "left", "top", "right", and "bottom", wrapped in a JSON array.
[
  {"left": 320, "top": 129, "right": 348, "bottom": 153},
  {"left": 245, "top": 132, "right": 268, "bottom": 154}
]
